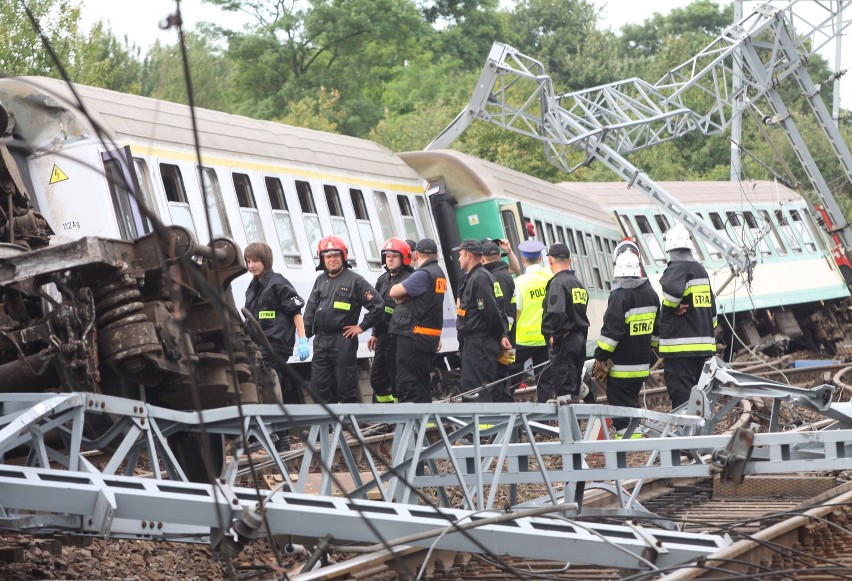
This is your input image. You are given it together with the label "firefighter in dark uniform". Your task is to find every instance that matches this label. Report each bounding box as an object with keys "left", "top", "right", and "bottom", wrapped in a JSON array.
[
  {"left": 480, "top": 238, "right": 516, "bottom": 402},
  {"left": 388, "top": 238, "right": 447, "bottom": 403},
  {"left": 367, "top": 238, "right": 415, "bottom": 403},
  {"left": 539, "top": 243, "right": 589, "bottom": 402},
  {"left": 454, "top": 239, "right": 512, "bottom": 401},
  {"left": 303, "top": 235, "right": 384, "bottom": 404},
  {"left": 658, "top": 223, "right": 717, "bottom": 410},
  {"left": 243, "top": 241, "right": 310, "bottom": 451},
  {"left": 593, "top": 251, "right": 660, "bottom": 436}
]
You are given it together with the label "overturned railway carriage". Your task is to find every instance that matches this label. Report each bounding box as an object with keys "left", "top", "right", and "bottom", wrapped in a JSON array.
[
  {"left": 573, "top": 180, "right": 852, "bottom": 355},
  {"left": 400, "top": 149, "right": 625, "bottom": 355},
  {"left": 0, "top": 76, "right": 459, "bottom": 403}
]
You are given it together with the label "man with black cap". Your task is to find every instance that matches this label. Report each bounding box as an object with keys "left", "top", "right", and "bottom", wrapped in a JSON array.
[
  {"left": 453, "top": 239, "right": 512, "bottom": 400},
  {"left": 539, "top": 243, "right": 589, "bottom": 402},
  {"left": 388, "top": 238, "right": 447, "bottom": 402},
  {"left": 511, "top": 239, "right": 552, "bottom": 388},
  {"left": 480, "top": 238, "right": 516, "bottom": 401}
]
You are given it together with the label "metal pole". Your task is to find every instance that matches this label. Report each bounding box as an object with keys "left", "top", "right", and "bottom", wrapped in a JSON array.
[{"left": 730, "top": 0, "right": 744, "bottom": 181}]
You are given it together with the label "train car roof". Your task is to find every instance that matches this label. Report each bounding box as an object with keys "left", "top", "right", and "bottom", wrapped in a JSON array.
[
  {"left": 0, "top": 76, "right": 422, "bottom": 187},
  {"left": 400, "top": 149, "right": 614, "bottom": 227},
  {"left": 561, "top": 180, "right": 806, "bottom": 209}
]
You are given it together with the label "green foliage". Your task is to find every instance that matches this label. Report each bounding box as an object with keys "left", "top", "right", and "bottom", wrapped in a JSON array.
[
  {"left": 69, "top": 22, "right": 141, "bottom": 93},
  {"left": 0, "top": 0, "right": 85, "bottom": 77}
]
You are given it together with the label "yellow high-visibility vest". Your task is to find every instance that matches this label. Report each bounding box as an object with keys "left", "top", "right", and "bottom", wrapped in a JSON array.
[{"left": 514, "top": 267, "right": 553, "bottom": 346}]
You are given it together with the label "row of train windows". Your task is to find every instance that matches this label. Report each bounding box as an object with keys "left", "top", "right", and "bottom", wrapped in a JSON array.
[
  {"left": 621, "top": 208, "right": 825, "bottom": 267},
  {"left": 531, "top": 217, "right": 619, "bottom": 291},
  {"left": 106, "top": 155, "right": 434, "bottom": 271}
]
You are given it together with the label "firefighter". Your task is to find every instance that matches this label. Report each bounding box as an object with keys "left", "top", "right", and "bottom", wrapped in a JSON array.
[
  {"left": 303, "top": 236, "right": 384, "bottom": 404},
  {"left": 658, "top": 223, "right": 718, "bottom": 410},
  {"left": 243, "top": 241, "right": 310, "bottom": 452},
  {"left": 454, "top": 239, "right": 512, "bottom": 401},
  {"left": 388, "top": 238, "right": 447, "bottom": 402},
  {"left": 593, "top": 251, "right": 660, "bottom": 437},
  {"left": 510, "top": 239, "right": 552, "bottom": 388},
  {"left": 480, "top": 238, "right": 516, "bottom": 401},
  {"left": 367, "top": 238, "right": 415, "bottom": 403},
  {"left": 538, "top": 243, "right": 589, "bottom": 402}
]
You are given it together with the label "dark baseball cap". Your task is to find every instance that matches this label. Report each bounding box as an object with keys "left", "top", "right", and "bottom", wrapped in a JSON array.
[
  {"left": 414, "top": 238, "right": 438, "bottom": 253},
  {"left": 547, "top": 243, "right": 571, "bottom": 259},
  {"left": 479, "top": 238, "right": 501, "bottom": 256},
  {"left": 452, "top": 239, "right": 484, "bottom": 255}
]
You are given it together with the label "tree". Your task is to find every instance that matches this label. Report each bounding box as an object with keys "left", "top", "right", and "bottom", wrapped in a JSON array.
[
  {"left": 69, "top": 22, "right": 142, "bottom": 93},
  {"left": 0, "top": 0, "right": 85, "bottom": 77}
]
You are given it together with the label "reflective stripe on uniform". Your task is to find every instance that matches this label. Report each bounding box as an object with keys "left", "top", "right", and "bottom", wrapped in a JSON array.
[
  {"left": 597, "top": 336, "right": 617, "bottom": 353},
  {"left": 684, "top": 280, "right": 712, "bottom": 308},
  {"left": 384, "top": 306, "right": 395, "bottom": 315},
  {"left": 258, "top": 310, "right": 276, "bottom": 319},
  {"left": 413, "top": 326, "right": 441, "bottom": 336},
  {"left": 661, "top": 292, "right": 681, "bottom": 308},
  {"left": 658, "top": 336, "right": 715, "bottom": 353},
  {"left": 333, "top": 301, "right": 352, "bottom": 311},
  {"left": 456, "top": 308, "right": 466, "bottom": 317},
  {"left": 374, "top": 393, "right": 397, "bottom": 403},
  {"left": 609, "top": 363, "right": 650, "bottom": 378}
]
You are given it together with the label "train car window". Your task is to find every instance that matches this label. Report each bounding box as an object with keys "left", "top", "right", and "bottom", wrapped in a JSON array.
[
  {"left": 159, "top": 163, "right": 197, "bottom": 237},
  {"left": 415, "top": 197, "right": 436, "bottom": 240},
  {"left": 132, "top": 159, "right": 160, "bottom": 224},
  {"left": 775, "top": 209, "right": 803, "bottom": 254},
  {"left": 535, "top": 220, "right": 545, "bottom": 244},
  {"left": 350, "top": 189, "right": 380, "bottom": 268},
  {"left": 790, "top": 209, "right": 819, "bottom": 252},
  {"left": 593, "top": 235, "right": 606, "bottom": 290},
  {"left": 653, "top": 214, "right": 670, "bottom": 232},
  {"left": 697, "top": 212, "right": 723, "bottom": 260},
  {"left": 759, "top": 210, "right": 787, "bottom": 255},
  {"left": 743, "top": 211, "right": 772, "bottom": 256},
  {"left": 586, "top": 233, "right": 602, "bottom": 289},
  {"left": 501, "top": 209, "right": 521, "bottom": 252},
  {"left": 374, "top": 192, "right": 396, "bottom": 240},
  {"left": 634, "top": 215, "right": 666, "bottom": 266},
  {"left": 296, "top": 180, "right": 323, "bottom": 258},
  {"left": 198, "top": 167, "right": 231, "bottom": 238},
  {"left": 397, "top": 195, "right": 420, "bottom": 241},
  {"left": 546, "top": 223, "right": 556, "bottom": 245},
  {"left": 323, "top": 185, "right": 356, "bottom": 266},
  {"left": 233, "top": 173, "right": 265, "bottom": 244},
  {"left": 572, "top": 231, "right": 592, "bottom": 288},
  {"left": 556, "top": 226, "right": 566, "bottom": 244},
  {"left": 103, "top": 157, "right": 141, "bottom": 240},
  {"left": 265, "top": 177, "right": 302, "bottom": 267},
  {"left": 565, "top": 228, "right": 577, "bottom": 254}
]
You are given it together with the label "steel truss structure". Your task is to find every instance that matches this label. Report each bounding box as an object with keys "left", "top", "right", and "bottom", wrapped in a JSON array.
[
  {"left": 1, "top": 358, "right": 852, "bottom": 570},
  {"left": 428, "top": 0, "right": 852, "bottom": 274}
]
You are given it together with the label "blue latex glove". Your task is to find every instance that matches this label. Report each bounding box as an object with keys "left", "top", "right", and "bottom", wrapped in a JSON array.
[{"left": 297, "top": 337, "right": 310, "bottom": 361}]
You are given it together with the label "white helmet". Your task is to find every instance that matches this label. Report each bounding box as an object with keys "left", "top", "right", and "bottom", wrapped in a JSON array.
[
  {"left": 613, "top": 251, "right": 642, "bottom": 278},
  {"left": 664, "top": 223, "right": 692, "bottom": 252},
  {"left": 611, "top": 239, "right": 641, "bottom": 265}
]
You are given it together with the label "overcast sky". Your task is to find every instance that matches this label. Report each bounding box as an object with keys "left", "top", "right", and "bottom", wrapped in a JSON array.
[{"left": 78, "top": 0, "right": 847, "bottom": 109}]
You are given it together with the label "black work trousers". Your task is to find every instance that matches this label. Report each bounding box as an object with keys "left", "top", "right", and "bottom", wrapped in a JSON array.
[
  {"left": 663, "top": 356, "right": 706, "bottom": 410},
  {"left": 509, "top": 344, "right": 549, "bottom": 386},
  {"left": 369, "top": 333, "right": 398, "bottom": 403},
  {"left": 460, "top": 333, "right": 499, "bottom": 401},
  {"left": 605, "top": 376, "right": 645, "bottom": 431},
  {"left": 311, "top": 333, "right": 359, "bottom": 404},
  {"left": 537, "top": 332, "right": 585, "bottom": 402},
  {"left": 395, "top": 335, "right": 434, "bottom": 403}
]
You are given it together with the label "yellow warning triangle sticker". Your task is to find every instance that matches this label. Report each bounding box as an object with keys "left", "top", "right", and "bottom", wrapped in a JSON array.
[{"left": 49, "top": 165, "right": 69, "bottom": 185}]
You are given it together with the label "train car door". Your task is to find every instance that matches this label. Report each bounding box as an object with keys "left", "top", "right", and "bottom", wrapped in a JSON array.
[
  {"left": 101, "top": 146, "right": 148, "bottom": 240},
  {"left": 499, "top": 201, "right": 524, "bottom": 247}
]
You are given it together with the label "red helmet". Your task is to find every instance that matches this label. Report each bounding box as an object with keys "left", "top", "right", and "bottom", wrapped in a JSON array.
[
  {"left": 317, "top": 235, "right": 348, "bottom": 262},
  {"left": 381, "top": 237, "right": 412, "bottom": 266}
]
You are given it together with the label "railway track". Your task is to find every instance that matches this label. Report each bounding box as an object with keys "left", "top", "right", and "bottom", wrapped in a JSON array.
[{"left": 261, "top": 356, "right": 852, "bottom": 579}]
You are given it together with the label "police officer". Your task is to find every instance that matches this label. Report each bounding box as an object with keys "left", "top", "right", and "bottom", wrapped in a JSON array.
[
  {"left": 388, "top": 238, "right": 447, "bottom": 403},
  {"left": 243, "top": 241, "right": 310, "bottom": 452},
  {"left": 539, "top": 243, "right": 589, "bottom": 402},
  {"left": 303, "top": 235, "right": 384, "bottom": 404},
  {"left": 593, "top": 251, "right": 660, "bottom": 436},
  {"left": 658, "top": 223, "right": 717, "bottom": 410},
  {"left": 511, "top": 239, "right": 552, "bottom": 387},
  {"left": 367, "top": 238, "right": 415, "bottom": 403},
  {"left": 480, "top": 238, "right": 516, "bottom": 401},
  {"left": 454, "top": 239, "right": 512, "bottom": 401}
]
